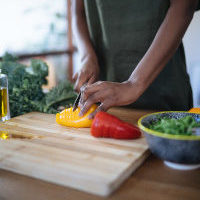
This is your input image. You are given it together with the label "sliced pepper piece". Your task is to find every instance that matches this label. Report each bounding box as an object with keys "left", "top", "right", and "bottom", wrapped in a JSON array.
[{"left": 56, "top": 104, "right": 97, "bottom": 128}]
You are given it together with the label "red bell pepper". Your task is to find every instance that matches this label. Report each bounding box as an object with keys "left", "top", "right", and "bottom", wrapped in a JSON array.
[{"left": 91, "top": 112, "right": 141, "bottom": 139}]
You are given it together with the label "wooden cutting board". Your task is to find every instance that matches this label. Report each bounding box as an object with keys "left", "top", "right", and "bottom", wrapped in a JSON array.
[{"left": 0, "top": 108, "right": 151, "bottom": 196}]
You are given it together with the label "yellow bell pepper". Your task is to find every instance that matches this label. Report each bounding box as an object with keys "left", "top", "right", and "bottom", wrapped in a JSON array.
[
  {"left": 56, "top": 104, "right": 97, "bottom": 128},
  {"left": 189, "top": 107, "right": 200, "bottom": 114}
]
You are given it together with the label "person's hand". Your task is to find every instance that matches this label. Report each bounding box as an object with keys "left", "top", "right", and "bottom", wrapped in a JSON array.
[
  {"left": 73, "top": 55, "right": 100, "bottom": 92},
  {"left": 79, "top": 80, "right": 142, "bottom": 118}
]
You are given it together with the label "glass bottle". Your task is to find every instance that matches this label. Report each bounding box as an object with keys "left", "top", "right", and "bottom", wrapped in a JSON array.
[{"left": 0, "top": 69, "right": 10, "bottom": 121}]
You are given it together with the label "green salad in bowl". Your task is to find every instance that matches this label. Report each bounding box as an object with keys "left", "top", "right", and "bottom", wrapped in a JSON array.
[
  {"left": 138, "top": 112, "right": 200, "bottom": 170},
  {"left": 149, "top": 115, "right": 200, "bottom": 136}
]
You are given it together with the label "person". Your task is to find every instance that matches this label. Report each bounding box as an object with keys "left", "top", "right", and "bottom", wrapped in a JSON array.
[{"left": 72, "top": 0, "right": 200, "bottom": 118}]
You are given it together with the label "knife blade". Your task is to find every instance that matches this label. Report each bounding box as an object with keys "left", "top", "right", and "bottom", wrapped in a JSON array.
[{"left": 72, "top": 92, "right": 81, "bottom": 112}]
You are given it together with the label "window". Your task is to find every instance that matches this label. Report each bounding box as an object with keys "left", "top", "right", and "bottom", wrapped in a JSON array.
[{"left": 0, "top": 0, "right": 67, "bottom": 55}]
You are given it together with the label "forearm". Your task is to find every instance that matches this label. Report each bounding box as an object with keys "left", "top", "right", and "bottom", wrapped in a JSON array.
[
  {"left": 128, "top": 0, "right": 198, "bottom": 97},
  {"left": 72, "top": 0, "right": 97, "bottom": 61}
]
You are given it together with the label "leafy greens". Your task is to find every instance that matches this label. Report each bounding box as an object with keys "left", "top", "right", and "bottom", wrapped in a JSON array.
[
  {"left": 149, "top": 116, "right": 200, "bottom": 135},
  {"left": 0, "top": 53, "right": 77, "bottom": 117}
]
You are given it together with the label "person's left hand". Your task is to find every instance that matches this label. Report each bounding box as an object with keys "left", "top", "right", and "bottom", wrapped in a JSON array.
[{"left": 78, "top": 80, "right": 142, "bottom": 118}]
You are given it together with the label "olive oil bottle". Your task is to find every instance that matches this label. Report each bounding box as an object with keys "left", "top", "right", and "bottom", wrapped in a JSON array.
[{"left": 0, "top": 69, "right": 10, "bottom": 121}]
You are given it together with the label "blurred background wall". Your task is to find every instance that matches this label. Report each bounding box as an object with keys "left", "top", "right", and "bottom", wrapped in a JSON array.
[{"left": 0, "top": 0, "right": 199, "bottom": 107}]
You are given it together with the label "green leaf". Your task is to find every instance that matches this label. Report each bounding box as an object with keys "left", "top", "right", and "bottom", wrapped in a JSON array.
[{"left": 0, "top": 53, "right": 76, "bottom": 117}]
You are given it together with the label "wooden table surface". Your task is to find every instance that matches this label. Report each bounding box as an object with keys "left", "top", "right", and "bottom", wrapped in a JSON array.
[{"left": 0, "top": 108, "right": 200, "bottom": 200}]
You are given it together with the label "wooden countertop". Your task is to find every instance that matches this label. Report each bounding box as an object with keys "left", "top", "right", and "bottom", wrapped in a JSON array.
[{"left": 0, "top": 108, "right": 200, "bottom": 200}]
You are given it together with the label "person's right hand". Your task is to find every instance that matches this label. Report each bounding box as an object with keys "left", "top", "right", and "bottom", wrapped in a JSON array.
[{"left": 73, "top": 55, "right": 100, "bottom": 92}]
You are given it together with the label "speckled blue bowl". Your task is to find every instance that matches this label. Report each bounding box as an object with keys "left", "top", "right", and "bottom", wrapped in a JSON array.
[{"left": 138, "top": 112, "right": 200, "bottom": 169}]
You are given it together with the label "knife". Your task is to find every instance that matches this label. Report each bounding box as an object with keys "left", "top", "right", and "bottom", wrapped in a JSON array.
[
  {"left": 73, "top": 83, "right": 88, "bottom": 112},
  {"left": 72, "top": 92, "right": 81, "bottom": 112}
]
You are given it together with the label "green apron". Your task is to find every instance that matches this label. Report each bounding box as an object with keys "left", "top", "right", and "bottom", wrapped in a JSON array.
[{"left": 84, "top": 0, "right": 195, "bottom": 111}]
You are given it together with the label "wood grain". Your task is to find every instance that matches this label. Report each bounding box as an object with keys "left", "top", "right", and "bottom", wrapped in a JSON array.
[{"left": 0, "top": 108, "right": 153, "bottom": 196}]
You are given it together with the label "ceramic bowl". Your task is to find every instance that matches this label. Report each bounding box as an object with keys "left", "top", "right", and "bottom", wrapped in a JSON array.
[{"left": 138, "top": 112, "right": 200, "bottom": 170}]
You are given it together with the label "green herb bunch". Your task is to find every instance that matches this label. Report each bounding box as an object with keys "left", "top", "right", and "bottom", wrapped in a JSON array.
[
  {"left": 0, "top": 53, "right": 77, "bottom": 117},
  {"left": 149, "top": 116, "right": 200, "bottom": 135}
]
